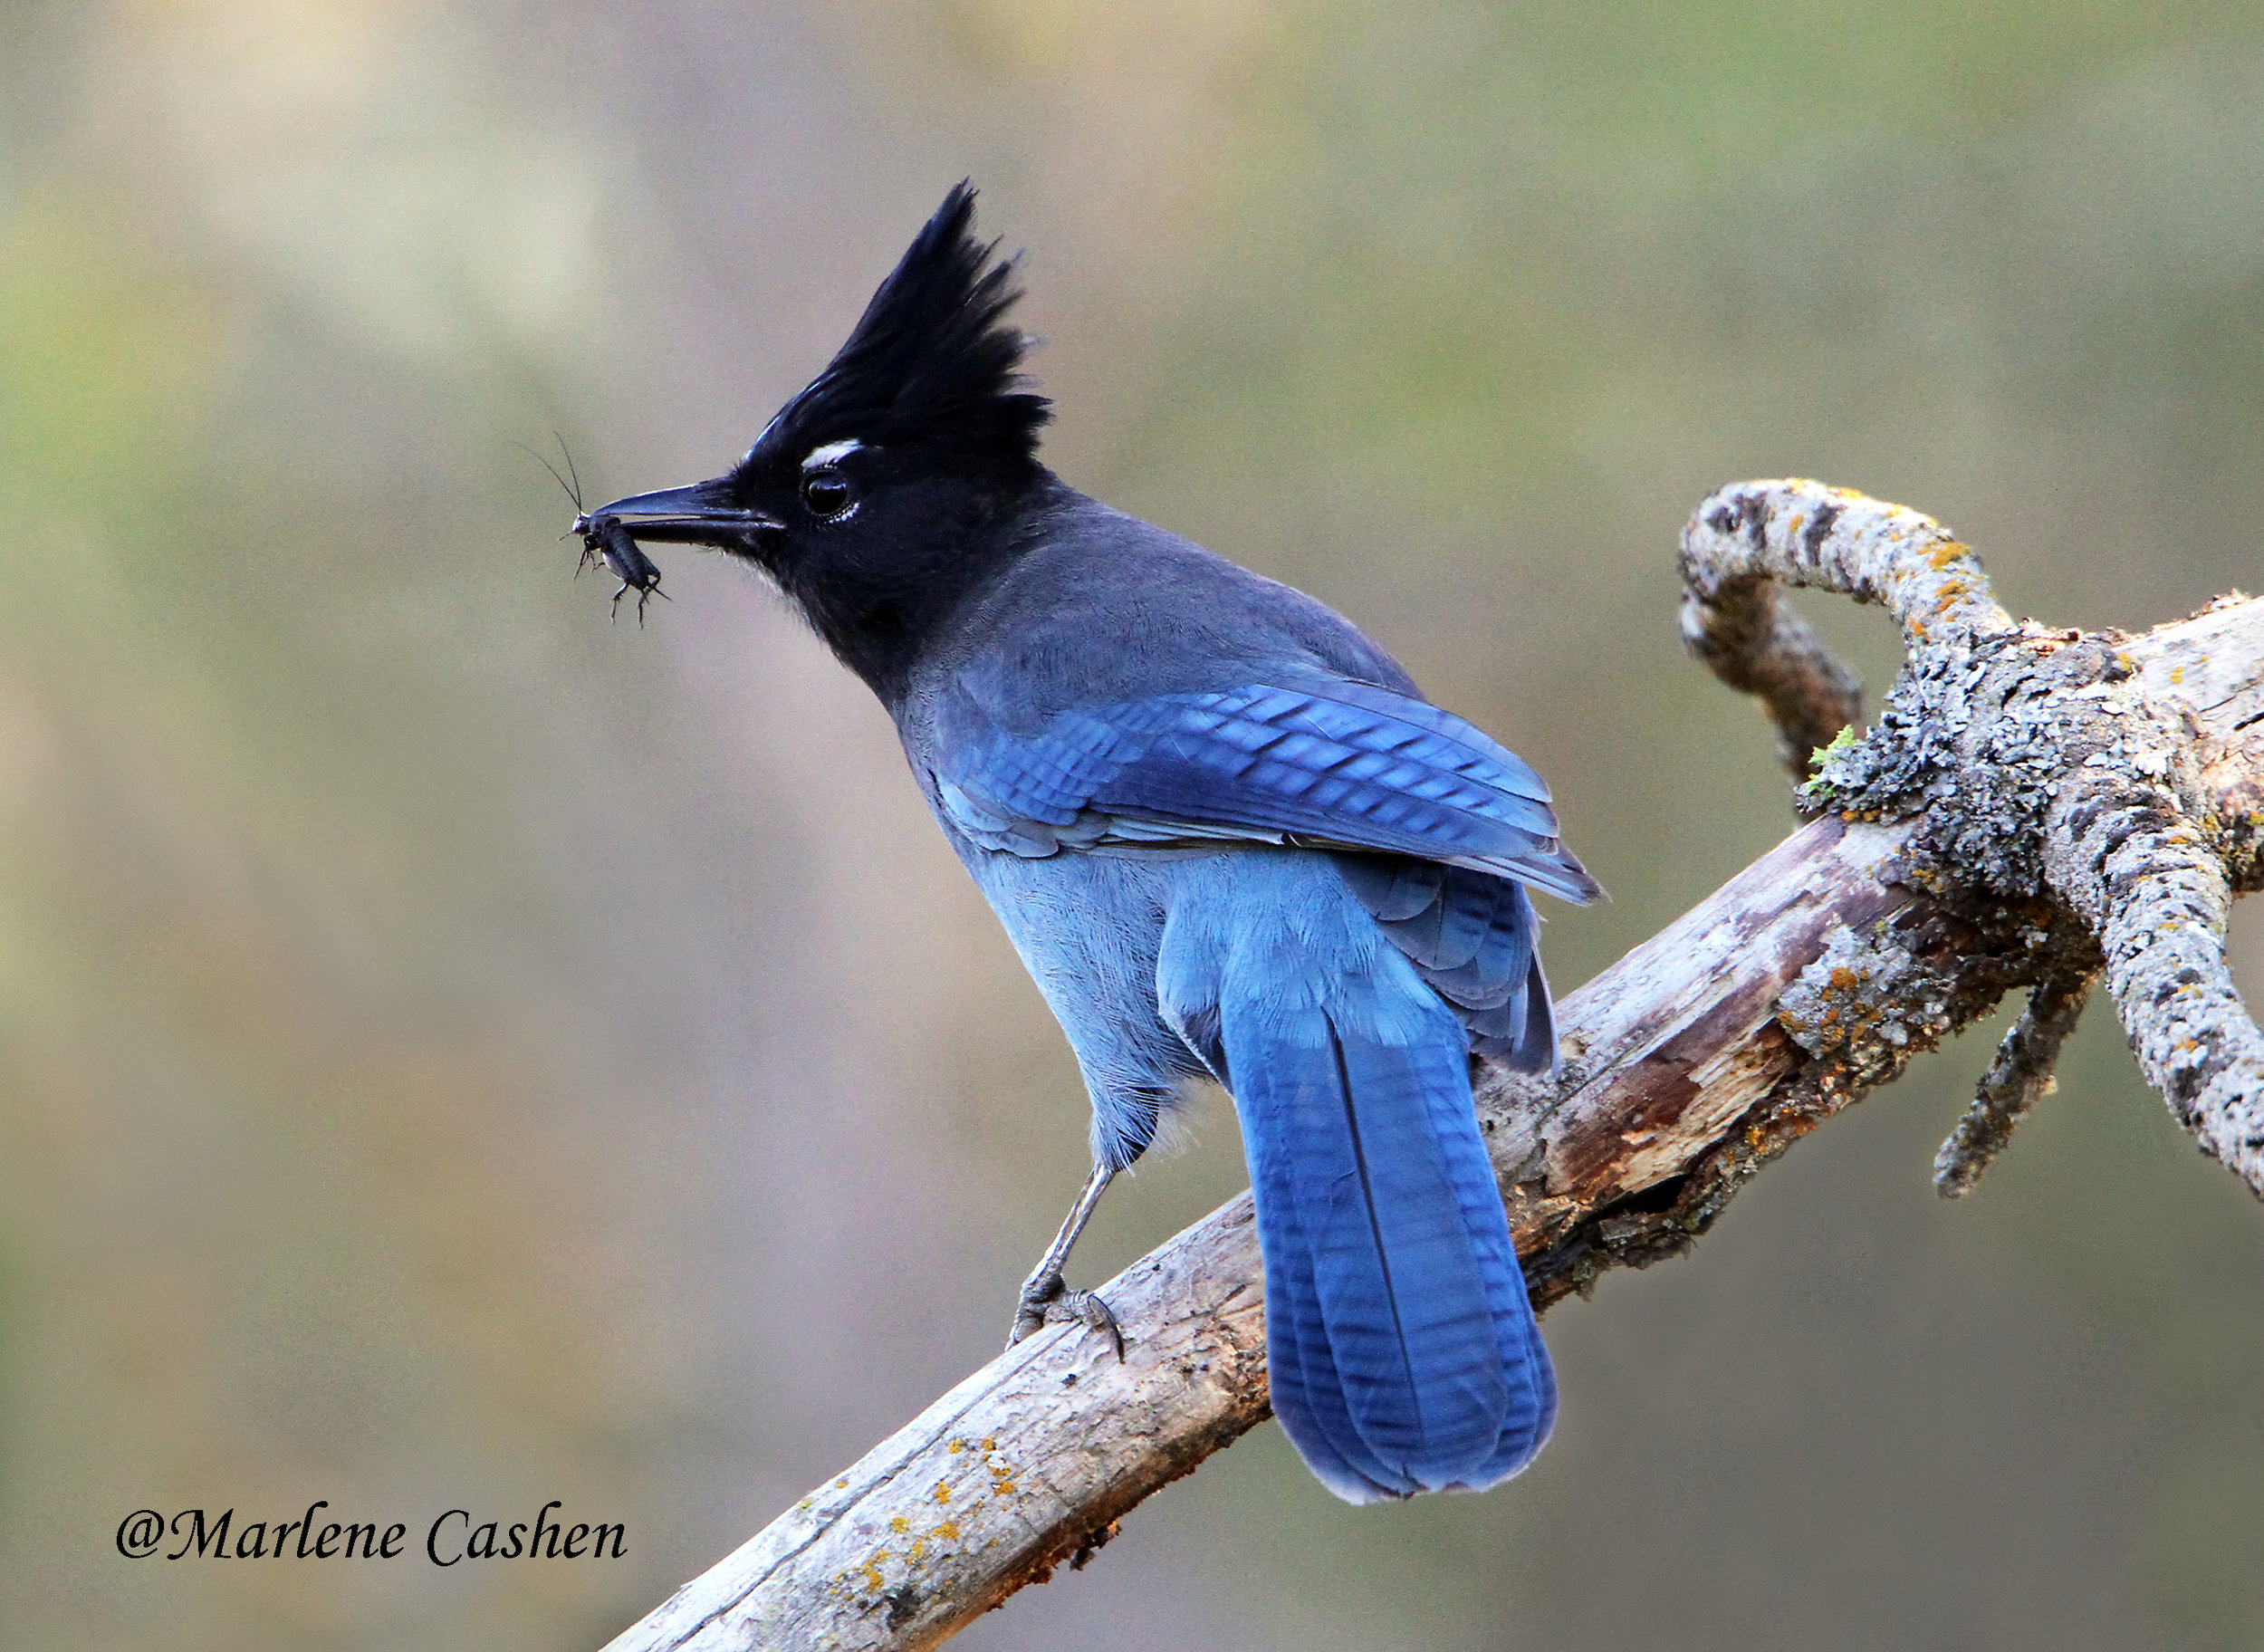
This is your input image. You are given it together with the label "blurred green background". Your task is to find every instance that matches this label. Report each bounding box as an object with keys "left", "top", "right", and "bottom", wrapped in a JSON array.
[{"left": 5, "top": 2, "right": 2264, "bottom": 1647}]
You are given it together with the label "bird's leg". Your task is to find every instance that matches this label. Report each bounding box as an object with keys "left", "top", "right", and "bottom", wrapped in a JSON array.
[{"left": 1010, "top": 1163, "right": 1123, "bottom": 1357}]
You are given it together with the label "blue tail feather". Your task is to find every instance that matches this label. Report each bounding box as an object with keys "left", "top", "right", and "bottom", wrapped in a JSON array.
[
  {"left": 1247, "top": 1115, "right": 1421, "bottom": 1499},
  {"left": 1161, "top": 858, "right": 1555, "bottom": 1503}
]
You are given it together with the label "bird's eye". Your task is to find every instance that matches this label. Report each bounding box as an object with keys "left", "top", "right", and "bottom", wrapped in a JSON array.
[{"left": 801, "top": 469, "right": 852, "bottom": 518}]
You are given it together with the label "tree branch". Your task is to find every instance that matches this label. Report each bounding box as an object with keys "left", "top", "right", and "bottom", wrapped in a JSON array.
[
  {"left": 602, "top": 484, "right": 2264, "bottom": 1652},
  {"left": 1932, "top": 967, "right": 2095, "bottom": 1196},
  {"left": 2045, "top": 696, "right": 2264, "bottom": 1193},
  {"left": 1681, "top": 479, "right": 2264, "bottom": 1197}
]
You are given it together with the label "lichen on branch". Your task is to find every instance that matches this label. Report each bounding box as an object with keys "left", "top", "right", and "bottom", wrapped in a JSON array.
[{"left": 1681, "top": 478, "right": 2264, "bottom": 1201}]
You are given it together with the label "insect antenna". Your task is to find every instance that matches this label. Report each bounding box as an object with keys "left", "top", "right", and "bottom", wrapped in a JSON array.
[
  {"left": 515, "top": 433, "right": 607, "bottom": 576},
  {"left": 517, "top": 432, "right": 587, "bottom": 512}
]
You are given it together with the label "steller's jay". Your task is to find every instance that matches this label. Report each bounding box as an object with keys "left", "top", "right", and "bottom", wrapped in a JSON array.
[{"left": 580, "top": 184, "right": 1599, "bottom": 1503}]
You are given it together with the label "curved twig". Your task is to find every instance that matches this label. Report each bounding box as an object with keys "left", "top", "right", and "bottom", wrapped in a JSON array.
[
  {"left": 1681, "top": 477, "right": 2019, "bottom": 651},
  {"left": 1676, "top": 478, "right": 2032, "bottom": 779},
  {"left": 1676, "top": 580, "right": 1863, "bottom": 781}
]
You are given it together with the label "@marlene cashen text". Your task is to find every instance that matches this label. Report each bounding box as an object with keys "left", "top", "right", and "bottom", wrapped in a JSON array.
[{"left": 115, "top": 1500, "right": 626, "bottom": 1564}]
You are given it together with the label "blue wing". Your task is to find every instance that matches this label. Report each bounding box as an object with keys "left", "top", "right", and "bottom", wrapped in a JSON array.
[
  {"left": 933, "top": 677, "right": 1600, "bottom": 906},
  {"left": 1330, "top": 855, "right": 1559, "bottom": 1068}
]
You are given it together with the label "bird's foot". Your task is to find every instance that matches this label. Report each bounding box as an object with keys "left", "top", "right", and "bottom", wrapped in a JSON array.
[{"left": 1009, "top": 1269, "right": 1124, "bottom": 1359}]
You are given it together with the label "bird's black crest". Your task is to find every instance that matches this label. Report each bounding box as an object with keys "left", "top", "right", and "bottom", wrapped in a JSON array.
[{"left": 758, "top": 183, "right": 1050, "bottom": 472}]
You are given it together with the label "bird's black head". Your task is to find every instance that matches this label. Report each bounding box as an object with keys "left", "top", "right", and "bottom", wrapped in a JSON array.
[{"left": 584, "top": 182, "right": 1053, "bottom": 696}]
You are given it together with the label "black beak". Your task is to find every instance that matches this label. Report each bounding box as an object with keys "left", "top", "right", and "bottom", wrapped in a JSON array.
[{"left": 579, "top": 477, "right": 784, "bottom": 551}]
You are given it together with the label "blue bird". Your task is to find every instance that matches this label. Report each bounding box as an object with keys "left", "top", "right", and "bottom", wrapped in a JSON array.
[{"left": 582, "top": 185, "right": 1600, "bottom": 1503}]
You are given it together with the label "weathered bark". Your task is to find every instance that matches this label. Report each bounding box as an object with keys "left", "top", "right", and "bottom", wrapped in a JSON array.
[
  {"left": 602, "top": 483, "right": 2264, "bottom": 1652},
  {"left": 1684, "top": 481, "right": 2264, "bottom": 1194}
]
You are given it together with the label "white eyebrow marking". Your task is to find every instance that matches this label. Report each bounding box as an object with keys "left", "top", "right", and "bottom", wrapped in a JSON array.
[{"left": 802, "top": 439, "right": 864, "bottom": 469}]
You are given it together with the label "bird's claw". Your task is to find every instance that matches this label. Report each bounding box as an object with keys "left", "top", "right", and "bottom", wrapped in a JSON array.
[{"left": 1009, "top": 1271, "right": 1124, "bottom": 1359}]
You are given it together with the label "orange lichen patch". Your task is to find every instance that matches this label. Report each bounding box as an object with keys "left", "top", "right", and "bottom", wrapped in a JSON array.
[
  {"left": 935, "top": 1522, "right": 962, "bottom": 1541},
  {"left": 932, "top": 1481, "right": 952, "bottom": 1503},
  {"left": 861, "top": 1551, "right": 890, "bottom": 1591},
  {"left": 890, "top": 1516, "right": 910, "bottom": 1535},
  {"left": 1830, "top": 967, "right": 1858, "bottom": 991},
  {"left": 1928, "top": 542, "right": 1970, "bottom": 571},
  {"left": 985, "top": 1453, "right": 1020, "bottom": 1499},
  {"left": 982, "top": 1436, "right": 997, "bottom": 1451},
  {"left": 1740, "top": 1107, "right": 1828, "bottom": 1156},
  {"left": 836, "top": 1477, "right": 849, "bottom": 1488},
  {"left": 947, "top": 1439, "right": 965, "bottom": 1453}
]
